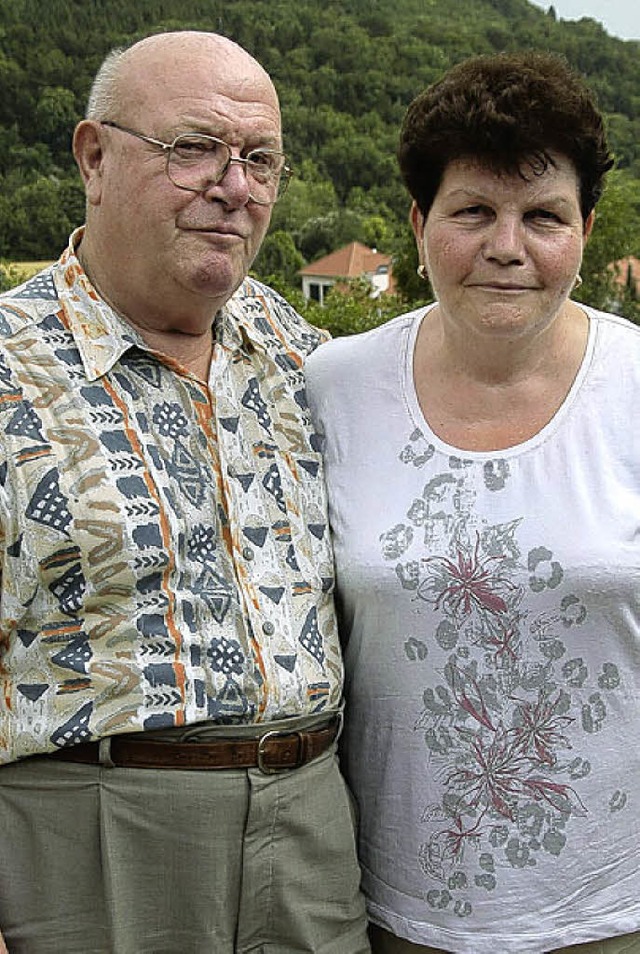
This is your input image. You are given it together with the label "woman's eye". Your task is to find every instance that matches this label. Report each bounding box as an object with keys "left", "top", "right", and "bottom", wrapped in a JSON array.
[{"left": 529, "top": 209, "right": 561, "bottom": 222}]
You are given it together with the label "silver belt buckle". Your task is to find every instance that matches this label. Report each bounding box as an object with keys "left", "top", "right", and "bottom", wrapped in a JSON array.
[{"left": 257, "top": 729, "right": 303, "bottom": 775}]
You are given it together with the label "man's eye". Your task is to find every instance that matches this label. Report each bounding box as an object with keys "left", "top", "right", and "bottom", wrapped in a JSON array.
[
  {"left": 247, "top": 151, "right": 278, "bottom": 172},
  {"left": 173, "top": 138, "right": 219, "bottom": 157}
]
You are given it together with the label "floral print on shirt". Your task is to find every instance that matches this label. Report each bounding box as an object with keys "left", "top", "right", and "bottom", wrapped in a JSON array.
[{"left": 380, "top": 426, "right": 627, "bottom": 918}]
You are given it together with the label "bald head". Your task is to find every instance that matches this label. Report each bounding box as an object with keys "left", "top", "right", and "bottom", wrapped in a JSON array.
[{"left": 86, "top": 31, "right": 279, "bottom": 124}]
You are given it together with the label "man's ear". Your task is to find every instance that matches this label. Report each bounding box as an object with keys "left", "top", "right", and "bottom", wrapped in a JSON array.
[{"left": 72, "top": 120, "right": 106, "bottom": 206}]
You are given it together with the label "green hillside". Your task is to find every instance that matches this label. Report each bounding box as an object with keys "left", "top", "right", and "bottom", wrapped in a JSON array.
[{"left": 0, "top": 0, "right": 638, "bottom": 325}]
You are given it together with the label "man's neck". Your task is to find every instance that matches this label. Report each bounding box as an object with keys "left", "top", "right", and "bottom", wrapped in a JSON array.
[{"left": 77, "top": 237, "right": 217, "bottom": 382}]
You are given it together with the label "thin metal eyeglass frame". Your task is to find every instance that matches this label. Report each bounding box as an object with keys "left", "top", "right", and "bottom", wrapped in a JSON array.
[{"left": 100, "top": 121, "right": 291, "bottom": 204}]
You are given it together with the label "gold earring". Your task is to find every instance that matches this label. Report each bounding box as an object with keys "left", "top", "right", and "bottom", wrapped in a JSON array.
[
  {"left": 416, "top": 264, "right": 428, "bottom": 281},
  {"left": 574, "top": 273, "right": 583, "bottom": 289}
]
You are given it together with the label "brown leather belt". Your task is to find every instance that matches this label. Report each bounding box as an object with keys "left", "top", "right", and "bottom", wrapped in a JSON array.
[{"left": 46, "top": 716, "right": 340, "bottom": 774}]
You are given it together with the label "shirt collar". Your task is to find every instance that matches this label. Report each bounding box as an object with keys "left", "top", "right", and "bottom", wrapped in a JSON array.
[
  {"left": 52, "top": 227, "right": 273, "bottom": 382},
  {"left": 53, "top": 227, "right": 143, "bottom": 381},
  {"left": 215, "top": 285, "right": 270, "bottom": 359}
]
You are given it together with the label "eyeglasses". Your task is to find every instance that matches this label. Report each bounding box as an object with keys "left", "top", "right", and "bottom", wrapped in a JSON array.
[{"left": 101, "top": 121, "right": 292, "bottom": 205}]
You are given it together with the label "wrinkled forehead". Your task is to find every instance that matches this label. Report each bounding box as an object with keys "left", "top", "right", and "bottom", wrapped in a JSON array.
[{"left": 117, "top": 34, "right": 281, "bottom": 134}]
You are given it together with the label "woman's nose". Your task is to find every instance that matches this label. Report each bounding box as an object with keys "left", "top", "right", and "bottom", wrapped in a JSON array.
[{"left": 483, "top": 215, "right": 526, "bottom": 265}]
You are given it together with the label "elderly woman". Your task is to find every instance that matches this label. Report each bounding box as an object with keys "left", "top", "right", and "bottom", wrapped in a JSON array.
[{"left": 305, "top": 52, "right": 640, "bottom": 954}]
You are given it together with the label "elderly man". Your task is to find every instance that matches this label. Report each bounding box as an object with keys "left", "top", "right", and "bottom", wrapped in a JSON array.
[{"left": 0, "top": 31, "right": 368, "bottom": 954}]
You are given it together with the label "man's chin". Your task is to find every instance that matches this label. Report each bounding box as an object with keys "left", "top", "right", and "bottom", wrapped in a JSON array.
[{"left": 189, "top": 258, "right": 246, "bottom": 300}]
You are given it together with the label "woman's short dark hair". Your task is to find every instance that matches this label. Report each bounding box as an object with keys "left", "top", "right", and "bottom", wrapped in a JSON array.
[{"left": 398, "top": 51, "right": 613, "bottom": 221}]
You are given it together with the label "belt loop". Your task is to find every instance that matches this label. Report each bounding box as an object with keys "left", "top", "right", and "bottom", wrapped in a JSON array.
[{"left": 98, "top": 736, "right": 115, "bottom": 768}]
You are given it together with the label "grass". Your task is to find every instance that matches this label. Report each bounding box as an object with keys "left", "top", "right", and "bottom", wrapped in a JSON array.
[
  {"left": 0, "top": 260, "right": 55, "bottom": 290},
  {"left": 10, "top": 261, "right": 55, "bottom": 280}
]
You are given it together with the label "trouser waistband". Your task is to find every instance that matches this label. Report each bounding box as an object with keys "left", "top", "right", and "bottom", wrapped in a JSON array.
[{"left": 43, "top": 714, "right": 342, "bottom": 774}]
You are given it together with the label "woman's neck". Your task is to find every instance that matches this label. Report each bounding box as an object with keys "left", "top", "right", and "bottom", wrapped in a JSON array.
[{"left": 413, "top": 302, "right": 590, "bottom": 451}]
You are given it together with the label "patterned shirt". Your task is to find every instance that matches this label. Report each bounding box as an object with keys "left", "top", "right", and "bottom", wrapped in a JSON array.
[{"left": 0, "top": 229, "right": 341, "bottom": 764}]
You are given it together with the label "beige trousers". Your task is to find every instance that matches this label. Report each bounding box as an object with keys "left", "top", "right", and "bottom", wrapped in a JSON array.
[
  {"left": 0, "top": 744, "right": 370, "bottom": 954},
  {"left": 369, "top": 923, "right": 640, "bottom": 954}
]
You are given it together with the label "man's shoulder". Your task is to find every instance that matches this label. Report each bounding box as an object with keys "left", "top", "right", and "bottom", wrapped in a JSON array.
[
  {"left": 0, "top": 267, "right": 59, "bottom": 339},
  {"left": 231, "top": 277, "right": 327, "bottom": 360}
]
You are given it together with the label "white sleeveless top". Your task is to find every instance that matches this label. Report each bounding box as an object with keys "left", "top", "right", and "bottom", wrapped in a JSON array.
[{"left": 305, "top": 306, "right": 640, "bottom": 953}]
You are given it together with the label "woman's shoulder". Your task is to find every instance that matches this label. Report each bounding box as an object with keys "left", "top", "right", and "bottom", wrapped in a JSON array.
[
  {"left": 584, "top": 305, "right": 640, "bottom": 340},
  {"left": 584, "top": 305, "right": 640, "bottom": 365},
  {"left": 305, "top": 306, "right": 427, "bottom": 377},
  {"left": 582, "top": 307, "right": 640, "bottom": 401}
]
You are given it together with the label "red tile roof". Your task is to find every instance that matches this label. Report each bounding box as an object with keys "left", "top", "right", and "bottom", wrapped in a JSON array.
[{"left": 299, "top": 241, "right": 392, "bottom": 278}]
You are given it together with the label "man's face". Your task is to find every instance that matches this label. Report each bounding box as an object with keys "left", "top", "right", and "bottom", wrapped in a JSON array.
[{"left": 78, "top": 35, "right": 281, "bottom": 332}]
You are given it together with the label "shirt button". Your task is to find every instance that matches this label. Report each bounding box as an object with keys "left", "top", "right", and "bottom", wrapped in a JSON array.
[
  {"left": 242, "top": 546, "right": 254, "bottom": 560},
  {"left": 262, "top": 621, "right": 275, "bottom": 635}
]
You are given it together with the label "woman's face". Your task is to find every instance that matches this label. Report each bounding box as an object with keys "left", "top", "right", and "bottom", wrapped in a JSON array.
[{"left": 412, "top": 154, "right": 593, "bottom": 344}]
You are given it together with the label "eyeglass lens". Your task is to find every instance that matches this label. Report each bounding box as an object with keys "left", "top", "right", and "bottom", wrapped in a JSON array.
[{"left": 167, "top": 135, "right": 287, "bottom": 203}]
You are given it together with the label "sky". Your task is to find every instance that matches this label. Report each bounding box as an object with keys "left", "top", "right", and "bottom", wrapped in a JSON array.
[{"left": 528, "top": 0, "right": 640, "bottom": 40}]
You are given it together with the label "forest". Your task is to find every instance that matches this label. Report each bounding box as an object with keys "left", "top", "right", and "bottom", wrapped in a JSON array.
[{"left": 0, "top": 0, "right": 638, "bottom": 331}]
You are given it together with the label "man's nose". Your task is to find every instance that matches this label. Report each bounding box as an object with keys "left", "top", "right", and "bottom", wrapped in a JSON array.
[{"left": 202, "top": 157, "right": 252, "bottom": 207}]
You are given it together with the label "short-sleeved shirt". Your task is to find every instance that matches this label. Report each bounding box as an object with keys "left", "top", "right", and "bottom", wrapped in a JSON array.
[
  {"left": 305, "top": 305, "right": 640, "bottom": 953},
  {"left": 0, "top": 229, "right": 341, "bottom": 764}
]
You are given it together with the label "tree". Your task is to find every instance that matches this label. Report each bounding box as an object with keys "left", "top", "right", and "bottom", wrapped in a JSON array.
[
  {"left": 313, "top": 278, "right": 407, "bottom": 337},
  {"left": 295, "top": 209, "right": 364, "bottom": 263},
  {"left": 252, "top": 230, "right": 305, "bottom": 287},
  {"left": 576, "top": 170, "right": 640, "bottom": 317},
  {"left": 268, "top": 163, "right": 339, "bottom": 236},
  {"left": 34, "top": 86, "right": 77, "bottom": 158},
  {"left": 0, "top": 174, "right": 84, "bottom": 259}
]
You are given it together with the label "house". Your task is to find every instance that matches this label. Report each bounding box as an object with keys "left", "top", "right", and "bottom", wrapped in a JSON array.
[
  {"left": 609, "top": 256, "right": 640, "bottom": 297},
  {"left": 298, "top": 242, "right": 395, "bottom": 306}
]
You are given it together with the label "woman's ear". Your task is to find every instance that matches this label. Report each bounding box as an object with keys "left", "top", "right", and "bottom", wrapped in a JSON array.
[
  {"left": 583, "top": 209, "right": 595, "bottom": 242},
  {"left": 410, "top": 201, "right": 428, "bottom": 275},
  {"left": 72, "top": 121, "right": 106, "bottom": 206},
  {"left": 410, "top": 200, "right": 425, "bottom": 244}
]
